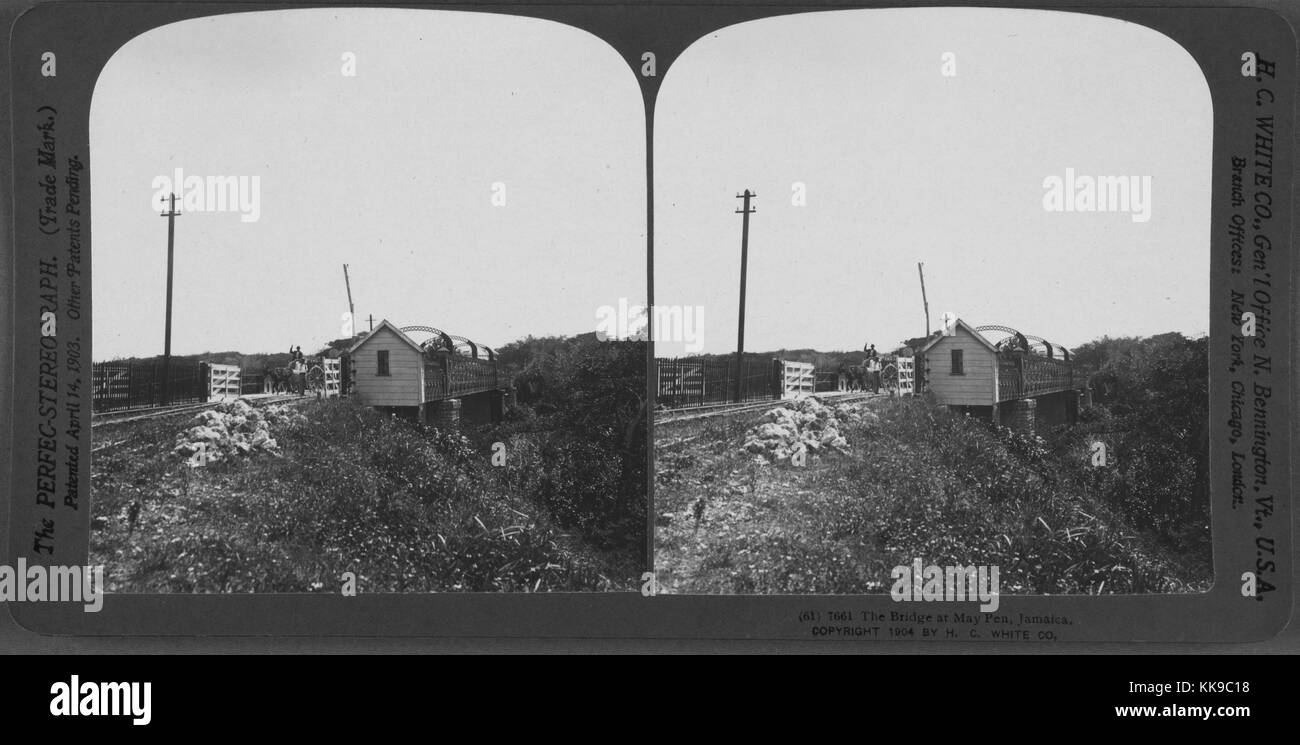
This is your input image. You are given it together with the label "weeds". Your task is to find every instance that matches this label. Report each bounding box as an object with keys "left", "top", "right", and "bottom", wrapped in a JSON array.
[
  {"left": 656, "top": 397, "right": 1211, "bottom": 595},
  {"left": 92, "top": 398, "right": 636, "bottom": 593}
]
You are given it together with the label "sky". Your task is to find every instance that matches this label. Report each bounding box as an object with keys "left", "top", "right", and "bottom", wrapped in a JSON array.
[
  {"left": 91, "top": 8, "right": 645, "bottom": 360},
  {"left": 654, "top": 7, "right": 1212, "bottom": 355}
]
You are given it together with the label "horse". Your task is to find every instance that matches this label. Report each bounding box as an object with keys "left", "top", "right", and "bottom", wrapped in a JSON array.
[
  {"left": 839, "top": 364, "right": 867, "bottom": 392},
  {"left": 266, "top": 366, "right": 293, "bottom": 394}
]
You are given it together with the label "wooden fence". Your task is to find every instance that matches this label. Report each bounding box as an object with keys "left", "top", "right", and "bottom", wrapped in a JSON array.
[
  {"left": 93, "top": 355, "right": 359, "bottom": 412},
  {"left": 321, "top": 358, "right": 342, "bottom": 398},
  {"left": 207, "top": 364, "right": 241, "bottom": 400},
  {"left": 780, "top": 360, "right": 816, "bottom": 399},
  {"left": 895, "top": 356, "right": 916, "bottom": 396}
]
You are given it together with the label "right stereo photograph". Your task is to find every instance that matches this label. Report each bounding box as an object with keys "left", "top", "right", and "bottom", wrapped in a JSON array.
[{"left": 652, "top": 7, "right": 1213, "bottom": 597}]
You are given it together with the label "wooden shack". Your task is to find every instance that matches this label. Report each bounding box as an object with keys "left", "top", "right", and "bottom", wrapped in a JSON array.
[
  {"left": 920, "top": 318, "right": 1086, "bottom": 431},
  {"left": 920, "top": 318, "right": 999, "bottom": 410},
  {"left": 346, "top": 319, "right": 427, "bottom": 413},
  {"left": 345, "top": 318, "right": 505, "bottom": 426}
]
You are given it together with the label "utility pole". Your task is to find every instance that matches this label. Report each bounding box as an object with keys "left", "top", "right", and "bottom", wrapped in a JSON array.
[
  {"left": 367, "top": 314, "right": 375, "bottom": 332},
  {"left": 917, "top": 261, "right": 930, "bottom": 338},
  {"left": 343, "top": 264, "right": 356, "bottom": 335},
  {"left": 160, "top": 193, "right": 181, "bottom": 406},
  {"left": 734, "top": 189, "right": 756, "bottom": 403}
]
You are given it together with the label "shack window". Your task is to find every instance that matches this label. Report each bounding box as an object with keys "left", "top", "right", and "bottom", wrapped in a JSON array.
[
  {"left": 950, "top": 349, "right": 964, "bottom": 375},
  {"left": 377, "top": 350, "right": 390, "bottom": 376}
]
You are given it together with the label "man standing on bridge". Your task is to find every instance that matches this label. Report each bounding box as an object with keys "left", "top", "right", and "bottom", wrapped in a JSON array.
[
  {"left": 863, "top": 343, "right": 880, "bottom": 393},
  {"left": 290, "top": 353, "right": 307, "bottom": 396}
]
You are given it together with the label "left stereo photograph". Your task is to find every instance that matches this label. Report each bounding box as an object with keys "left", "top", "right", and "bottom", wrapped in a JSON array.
[{"left": 79, "top": 8, "right": 649, "bottom": 594}]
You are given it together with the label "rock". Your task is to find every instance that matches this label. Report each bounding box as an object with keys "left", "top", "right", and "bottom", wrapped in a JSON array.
[
  {"left": 220, "top": 399, "right": 254, "bottom": 417},
  {"left": 755, "top": 422, "right": 794, "bottom": 440},
  {"left": 189, "top": 426, "right": 224, "bottom": 442},
  {"left": 192, "top": 410, "right": 224, "bottom": 427},
  {"left": 738, "top": 396, "right": 870, "bottom": 463},
  {"left": 762, "top": 406, "right": 791, "bottom": 423},
  {"left": 173, "top": 398, "right": 298, "bottom": 461}
]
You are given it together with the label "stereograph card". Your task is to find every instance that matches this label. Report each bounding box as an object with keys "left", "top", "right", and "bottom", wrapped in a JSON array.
[{"left": 0, "top": 0, "right": 1295, "bottom": 646}]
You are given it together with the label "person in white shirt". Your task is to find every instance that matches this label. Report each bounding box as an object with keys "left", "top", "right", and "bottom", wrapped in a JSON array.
[
  {"left": 866, "top": 356, "right": 881, "bottom": 393},
  {"left": 290, "top": 355, "right": 307, "bottom": 396}
]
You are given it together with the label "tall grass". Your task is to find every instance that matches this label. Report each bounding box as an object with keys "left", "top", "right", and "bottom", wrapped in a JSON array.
[
  {"left": 678, "top": 398, "right": 1210, "bottom": 595},
  {"left": 92, "top": 399, "right": 634, "bottom": 593}
]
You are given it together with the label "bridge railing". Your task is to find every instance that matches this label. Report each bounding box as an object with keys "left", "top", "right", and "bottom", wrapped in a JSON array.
[
  {"left": 91, "top": 360, "right": 210, "bottom": 413},
  {"left": 997, "top": 353, "right": 1080, "bottom": 402},
  {"left": 814, "top": 370, "right": 841, "bottom": 392},
  {"left": 423, "top": 352, "right": 499, "bottom": 401},
  {"left": 655, "top": 357, "right": 780, "bottom": 408},
  {"left": 241, "top": 372, "right": 266, "bottom": 395}
]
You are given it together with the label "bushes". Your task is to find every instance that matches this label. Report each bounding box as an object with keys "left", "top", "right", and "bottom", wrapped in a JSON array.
[
  {"left": 659, "top": 334, "right": 1210, "bottom": 595},
  {"left": 93, "top": 398, "right": 635, "bottom": 593},
  {"left": 828, "top": 398, "right": 1208, "bottom": 593},
  {"left": 498, "top": 337, "right": 648, "bottom": 556},
  {"left": 665, "top": 397, "right": 1205, "bottom": 595},
  {"left": 250, "top": 401, "right": 635, "bottom": 591},
  {"left": 1068, "top": 332, "right": 1211, "bottom": 562}
]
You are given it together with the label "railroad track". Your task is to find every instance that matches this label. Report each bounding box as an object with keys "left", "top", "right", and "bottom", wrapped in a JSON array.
[
  {"left": 654, "top": 391, "right": 882, "bottom": 426},
  {"left": 91, "top": 394, "right": 305, "bottom": 428}
]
